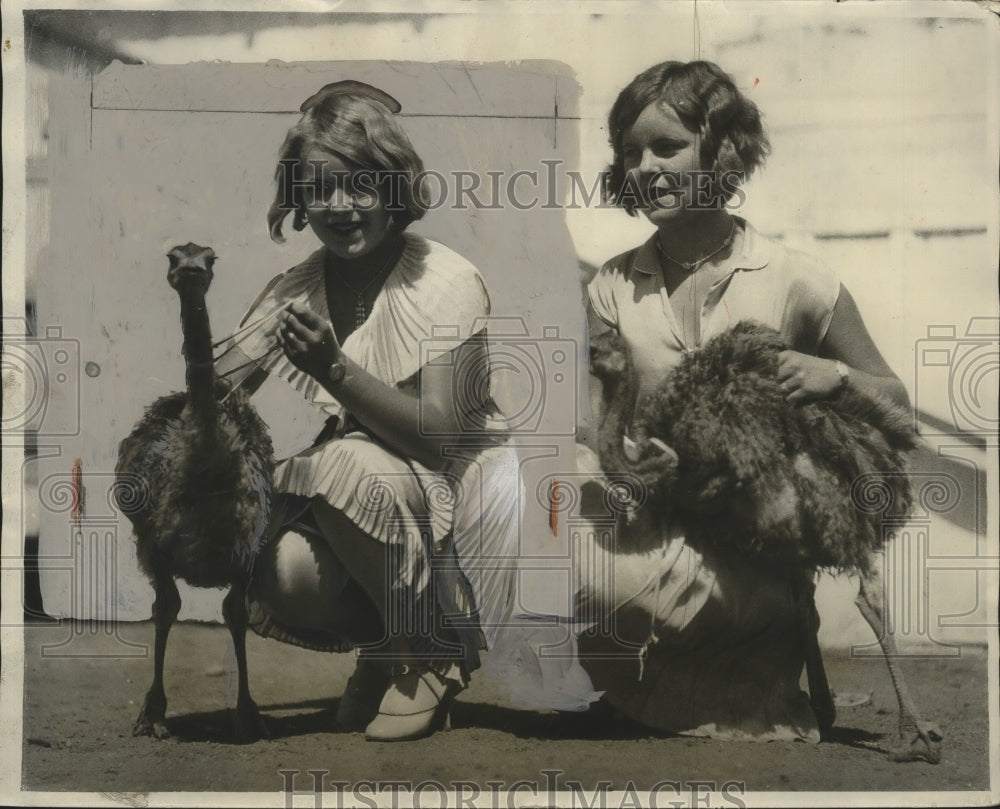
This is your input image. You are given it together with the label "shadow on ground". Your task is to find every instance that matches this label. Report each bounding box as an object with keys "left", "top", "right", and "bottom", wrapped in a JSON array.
[{"left": 18, "top": 621, "right": 994, "bottom": 796}]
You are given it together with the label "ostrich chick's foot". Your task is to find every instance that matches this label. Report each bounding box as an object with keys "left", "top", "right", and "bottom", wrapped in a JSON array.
[
  {"left": 133, "top": 692, "right": 171, "bottom": 740},
  {"left": 888, "top": 721, "right": 943, "bottom": 764},
  {"left": 233, "top": 698, "right": 270, "bottom": 744}
]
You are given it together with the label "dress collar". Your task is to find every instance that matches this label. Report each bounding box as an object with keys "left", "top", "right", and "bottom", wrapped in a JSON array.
[{"left": 631, "top": 216, "right": 771, "bottom": 277}]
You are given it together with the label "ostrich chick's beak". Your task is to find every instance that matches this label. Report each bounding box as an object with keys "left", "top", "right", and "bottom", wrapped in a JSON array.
[{"left": 167, "top": 243, "right": 217, "bottom": 292}]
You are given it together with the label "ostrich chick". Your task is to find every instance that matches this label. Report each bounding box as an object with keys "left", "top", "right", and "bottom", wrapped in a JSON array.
[
  {"left": 590, "top": 320, "right": 941, "bottom": 764},
  {"left": 115, "top": 243, "right": 274, "bottom": 743}
]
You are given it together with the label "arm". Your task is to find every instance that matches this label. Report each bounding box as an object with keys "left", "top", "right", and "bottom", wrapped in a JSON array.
[
  {"left": 776, "top": 284, "right": 910, "bottom": 409},
  {"left": 277, "top": 300, "right": 482, "bottom": 471}
]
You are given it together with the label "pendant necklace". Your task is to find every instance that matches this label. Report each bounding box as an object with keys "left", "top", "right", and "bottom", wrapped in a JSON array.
[
  {"left": 656, "top": 220, "right": 737, "bottom": 352},
  {"left": 655, "top": 218, "right": 736, "bottom": 273},
  {"left": 331, "top": 243, "right": 400, "bottom": 330}
]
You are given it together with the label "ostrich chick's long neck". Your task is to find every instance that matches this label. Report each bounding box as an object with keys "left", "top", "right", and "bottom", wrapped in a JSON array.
[
  {"left": 177, "top": 279, "right": 218, "bottom": 436},
  {"left": 596, "top": 354, "right": 639, "bottom": 477}
]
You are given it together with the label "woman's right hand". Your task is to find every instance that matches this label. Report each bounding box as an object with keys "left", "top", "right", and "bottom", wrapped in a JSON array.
[
  {"left": 275, "top": 301, "right": 342, "bottom": 381},
  {"left": 776, "top": 350, "right": 843, "bottom": 403}
]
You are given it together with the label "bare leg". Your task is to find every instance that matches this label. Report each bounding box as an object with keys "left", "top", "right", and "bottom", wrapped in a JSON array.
[
  {"left": 310, "top": 502, "right": 390, "bottom": 620},
  {"left": 309, "top": 501, "right": 461, "bottom": 741},
  {"left": 222, "top": 581, "right": 269, "bottom": 743},
  {"left": 252, "top": 523, "right": 395, "bottom": 732},
  {"left": 254, "top": 526, "right": 386, "bottom": 646},
  {"left": 856, "top": 561, "right": 942, "bottom": 763},
  {"left": 793, "top": 575, "right": 836, "bottom": 734},
  {"left": 133, "top": 560, "right": 180, "bottom": 739},
  {"left": 310, "top": 500, "right": 406, "bottom": 658}
]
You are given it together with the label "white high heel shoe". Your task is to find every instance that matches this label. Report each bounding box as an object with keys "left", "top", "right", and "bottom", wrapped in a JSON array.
[{"left": 364, "top": 667, "right": 460, "bottom": 742}]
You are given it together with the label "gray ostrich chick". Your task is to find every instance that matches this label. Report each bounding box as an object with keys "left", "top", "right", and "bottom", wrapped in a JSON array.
[
  {"left": 589, "top": 320, "right": 942, "bottom": 764},
  {"left": 115, "top": 243, "right": 274, "bottom": 743}
]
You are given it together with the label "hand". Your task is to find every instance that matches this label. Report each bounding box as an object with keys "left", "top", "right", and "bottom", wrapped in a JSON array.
[
  {"left": 275, "top": 301, "right": 341, "bottom": 380},
  {"left": 776, "top": 350, "right": 843, "bottom": 404}
]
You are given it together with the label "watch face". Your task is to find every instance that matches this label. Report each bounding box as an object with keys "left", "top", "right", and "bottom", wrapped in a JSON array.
[{"left": 329, "top": 361, "right": 346, "bottom": 383}]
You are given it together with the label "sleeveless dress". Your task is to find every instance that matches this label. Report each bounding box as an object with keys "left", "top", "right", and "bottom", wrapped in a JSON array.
[
  {"left": 577, "top": 218, "right": 841, "bottom": 741},
  {"left": 227, "top": 232, "right": 522, "bottom": 677}
]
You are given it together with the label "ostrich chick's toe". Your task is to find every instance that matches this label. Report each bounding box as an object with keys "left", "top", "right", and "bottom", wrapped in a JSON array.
[
  {"left": 133, "top": 694, "right": 171, "bottom": 740},
  {"left": 889, "top": 721, "right": 943, "bottom": 764}
]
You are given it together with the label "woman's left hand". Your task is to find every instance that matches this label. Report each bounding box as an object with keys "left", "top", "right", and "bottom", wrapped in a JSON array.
[
  {"left": 275, "top": 301, "right": 341, "bottom": 380},
  {"left": 776, "top": 350, "right": 843, "bottom": 403}
]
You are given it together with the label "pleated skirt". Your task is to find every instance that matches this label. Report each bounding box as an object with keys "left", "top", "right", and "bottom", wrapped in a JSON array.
[{"left": 248, "top": 430, "right": 522, "bottom": 675}]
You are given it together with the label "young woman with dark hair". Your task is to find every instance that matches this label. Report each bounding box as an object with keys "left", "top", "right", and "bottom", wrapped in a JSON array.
[{"left": 576, "top": 59, "right": 908, "bottom": 742}]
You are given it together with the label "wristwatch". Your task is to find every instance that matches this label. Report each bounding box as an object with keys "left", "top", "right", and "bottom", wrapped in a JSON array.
[
  {"left": 328, "top": 358, "right": 347, "bottom": 384},
  {"left": 834, "top": 360, "right": 850, "bottom": 390}
]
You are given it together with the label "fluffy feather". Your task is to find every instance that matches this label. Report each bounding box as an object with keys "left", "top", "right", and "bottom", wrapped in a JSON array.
[
  {"left": 115, "top": 381, "right": 274, "bottom": 588},
  {"left": 595, "top": 320, "right": 915, "bottom": 575}
]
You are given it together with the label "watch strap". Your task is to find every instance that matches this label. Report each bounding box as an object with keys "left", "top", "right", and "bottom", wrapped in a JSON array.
[{"left": 328, "top": 359, "right": 347, "bottom": 384}]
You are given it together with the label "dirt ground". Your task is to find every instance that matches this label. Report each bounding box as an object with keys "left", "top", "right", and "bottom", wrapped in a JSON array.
[{"left": 17, "top": 620, "right": 994, "bottom": 801}]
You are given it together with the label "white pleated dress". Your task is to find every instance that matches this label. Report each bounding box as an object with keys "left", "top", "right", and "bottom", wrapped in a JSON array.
[{"left": 234, "top": 233, "right": 520, "bottom": 674}]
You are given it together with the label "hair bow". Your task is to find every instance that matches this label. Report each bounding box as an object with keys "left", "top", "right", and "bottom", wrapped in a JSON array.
[{"left": 299, "top": 80, "right": 402, "bottom": 113}]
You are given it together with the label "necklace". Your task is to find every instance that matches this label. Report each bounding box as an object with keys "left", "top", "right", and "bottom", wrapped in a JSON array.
[
  {"left": 655, "top": 219, "right": 736, "bottom": 272},
  {"left": 330, "top": 243, "right": 400, "bottom": 329}
]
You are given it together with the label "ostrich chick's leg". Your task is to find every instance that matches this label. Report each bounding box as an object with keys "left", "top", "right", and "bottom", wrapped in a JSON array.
[
  {"left": 223, "top": 581, "right": 269, "bottom": 743},
  {"left": 133, "top": 562, "right": 180, "bottom": 739},
  {"left": 856, "top": 561, "right": 942, "bottom": 763},
  {"left": 792, "top": 575, "right": 836, "bottom": 735}
]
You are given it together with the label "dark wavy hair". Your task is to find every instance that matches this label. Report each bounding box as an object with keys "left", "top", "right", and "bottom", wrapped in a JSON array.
[
  {"left": 267, "top": 93, "right": 429, "bottom": 242},
  {"left": 604, "top": 60, "right": 771, "bottom": 215}
]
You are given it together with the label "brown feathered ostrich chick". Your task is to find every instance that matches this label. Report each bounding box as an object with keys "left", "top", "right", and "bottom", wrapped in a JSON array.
[
  {"left": 589, "top": 320, "right": 942, "bottom": 764},
  {"left": 115, "top": 243, "right": 274, "bottom": 743}
]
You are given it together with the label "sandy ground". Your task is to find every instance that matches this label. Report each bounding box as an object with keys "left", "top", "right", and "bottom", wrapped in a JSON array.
[{"left": 18, "top": 620, "right": 993, "bottom": 800}]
